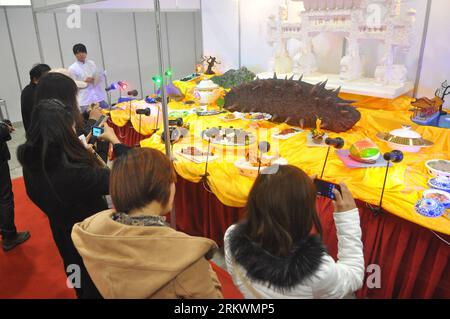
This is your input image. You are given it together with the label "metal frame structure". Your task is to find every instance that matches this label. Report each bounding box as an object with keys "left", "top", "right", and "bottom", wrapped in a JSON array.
[{"left": 153, "top": 0, "right": 175, "bottom": 228}]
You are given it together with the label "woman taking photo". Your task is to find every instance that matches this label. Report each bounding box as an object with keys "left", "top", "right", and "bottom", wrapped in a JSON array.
[
  {"left": 17, "top": 99, "right": 126, "bottom": 298},
  {"left": 72, "top": 148, "right": 223, "bottom": 299},
  {"left": 224, "top": 165, "right": 364, "bottom": 299},
  {"left": 34, "top": 70, "right": 109, "bottom": 161}
]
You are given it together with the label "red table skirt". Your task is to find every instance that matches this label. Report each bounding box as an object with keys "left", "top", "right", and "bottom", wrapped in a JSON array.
[
  {"left": 109, "top": 120, "right": 151, "bottom": 147},
  {"left": 172, "top": 177, "right": 449, "bottom": 299}
]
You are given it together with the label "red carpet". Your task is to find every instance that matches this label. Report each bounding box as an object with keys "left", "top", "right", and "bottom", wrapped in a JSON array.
[{"left": 0, "top": 178, "right": 243, "bottom": 299}]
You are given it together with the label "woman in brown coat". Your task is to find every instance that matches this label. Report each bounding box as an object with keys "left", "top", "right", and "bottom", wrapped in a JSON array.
[{"left": 72, "top": 148, "right": 223, "bottom": 299}]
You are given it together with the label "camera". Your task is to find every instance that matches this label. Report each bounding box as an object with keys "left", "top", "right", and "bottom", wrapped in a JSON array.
[
  {"left": 1, "top": 119, "right": 12, "bottom": 127},
  {"left": 0, "top": 119, "right": 13, "bottom": 142}
]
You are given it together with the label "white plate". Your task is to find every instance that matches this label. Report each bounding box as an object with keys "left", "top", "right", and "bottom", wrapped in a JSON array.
[
  {"left": 201, "top": 128, "right": 255, "bottom": 146},
  {"left": 219, "top": 112, "right": 241, "bottom": 122},
  {"left": 273, "top": 128, "right": 303, "bottom": 140},
  {"left": 175, "top": 150, "right": 218, "bottom": 164},
  {"left": 234, "top": 157, "right": 288, "bottom": 177},
  {"left": 238, "top": 112, "right": 272, "bottom": 121},
  {"left": 428, "top": 178, "right": 450, "bottom": 192}
]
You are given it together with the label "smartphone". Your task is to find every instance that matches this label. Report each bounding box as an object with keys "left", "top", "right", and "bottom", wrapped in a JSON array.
[
  {"left": 94, "top": 115, "right": 108, "bottom": 127},
  {"left": 92, "top": 126, "right": 104, "bottom": 137},
  {"left": 314, "top": 179, "right": 341, "bottom": 200}
]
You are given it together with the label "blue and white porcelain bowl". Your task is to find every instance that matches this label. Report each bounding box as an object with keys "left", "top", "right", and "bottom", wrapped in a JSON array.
[
  {"left": 423, "top": 190, "right": 450, "bottom": 209},
  {"left": 428, "top": 178, "right": 450, "bottom": 193},
  {"left": 415, "top": 198, "right": 445, "bottom": 218}
]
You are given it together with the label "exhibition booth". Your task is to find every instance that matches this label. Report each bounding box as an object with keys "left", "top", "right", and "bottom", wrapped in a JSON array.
[{"left": 0, "top": 0, "right": 449, "bottom": 299}]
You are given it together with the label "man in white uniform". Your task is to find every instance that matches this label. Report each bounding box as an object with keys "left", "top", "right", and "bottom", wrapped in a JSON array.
[{"left": 69, "top": 43, "right": 108, "bottom": 114}]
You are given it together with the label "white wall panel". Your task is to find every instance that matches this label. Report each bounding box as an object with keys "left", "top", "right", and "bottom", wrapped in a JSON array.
[
  {"left": 194, "top": 10, "right": 202, "bottom": 61},
  {"left": 97, "top": 12, "right": 141, "bottom": 100},
  {"left": 240, "top": 0, "right": 277, "bottom": 73},
  {"left": 6, "top": 7, "right": 41, "bottom": 90},
  {"left": 201, "top": 0, "right": 239, "bottom": 72},
  {"left": 417, "top": 0, "right": 450, "bottom": 110},
  {"left": 36, "top": 12, "right": 63, "bottom": 67},
  {"left": 135, "top": 12, "right": 160, "bottom": 96},
  {"left": 55, "top": 11, "right": 103, "bottom": 69},
  {"left": 166, "top": 12, "right": 197, "bottom": 80}
]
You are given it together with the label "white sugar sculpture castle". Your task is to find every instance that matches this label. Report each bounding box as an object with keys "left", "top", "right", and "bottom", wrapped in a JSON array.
[{"left": 267, "top": 0, "right": 417, "bottom": 86}]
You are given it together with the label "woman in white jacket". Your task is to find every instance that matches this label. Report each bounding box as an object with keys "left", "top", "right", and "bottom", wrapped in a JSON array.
[{"left": 224, "top": 165, "right": 365, "bottom": 299}]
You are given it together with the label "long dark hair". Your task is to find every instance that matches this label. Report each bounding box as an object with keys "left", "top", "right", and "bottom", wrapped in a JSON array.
[
  {"left": 17, "top": 99, "right": 99, "bottom": 171},
  {"left": 243, "top": 165, "right": 323, "bottom": 257},
  {"left": 35, "top": 72, "right": 84, "bottom": 130}
]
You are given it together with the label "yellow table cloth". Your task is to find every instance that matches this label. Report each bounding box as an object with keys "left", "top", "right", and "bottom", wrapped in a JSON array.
[{"left": 109, "top": 79, "right": 450, "bottom": 235}]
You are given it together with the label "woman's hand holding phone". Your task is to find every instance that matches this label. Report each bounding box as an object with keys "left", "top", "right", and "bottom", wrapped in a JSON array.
[
  {"left": 88, "top": 106, "right": 103, "bottom": 121},
  {"left": 98, "top": 123, "right": 120, "bottom": 145},
  {"left": 332, "top": 183, "right": 357, "bottom": 213}
]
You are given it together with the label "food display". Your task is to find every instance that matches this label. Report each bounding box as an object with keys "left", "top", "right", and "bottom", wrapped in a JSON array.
[
  {"left": 180, "top": 73, "right": 201, "bottom": 82},
  {"left": 194, "top": 80, "right": 221, "bottom": 106},
  {"left": 235, "top": 155, "right": 288, "bottom": 178},
  {"left": 224, "top": 75, "right": 361, "bottom": 133},
  {"left": 423, "top": 190, "right": 450, "bottom": 208},
  {"left": 425, "top": 159, "right": 450, "bottom": 180},
  {"left": 176, "top": 146, "right": 217, "bottom": 164},
  {"left": 279, "top": 128, "right": 297, "bottom": 135},
  {"left": 181, "top": 146, "right": 213, "bottom": 157},
  {"left": 310, "top": 118, "right": 326, "bottom": 144},
  {"left": 168, "top": 110, "right": 191, "bottom": 118},
  {"left": 376, "top": 125, "right": 433, "bottom": 153},
  {"left": 201, "top": 127, "right": 255, "bottom": 146},
  {"left": 195, "top": 109, "right": 225, "bottom": 117},
  {"left": 210, "top": 67, "right": 256, "bottom": 89},
  {"left": 245, "top": 152, "right": 278, "bottom": 167},
  {"left": 311, "top": 130, "right": 325, "bottom": 144},
  {"left": 273, "top": 127, "right": 303, "bottom": 140},
  {"left": 349, "top": 138, "right": 381, "bottom": 164},
  {"left": 243, "top": 112, "right": 272, "bottom": 121},
  {"left": 220, "top": 113, "right": 239, "bottom": 121},
  {"left": 411, "top": 97, "right": 443, "bottom": 124}
]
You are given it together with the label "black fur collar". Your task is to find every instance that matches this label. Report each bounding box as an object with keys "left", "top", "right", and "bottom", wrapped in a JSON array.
[{"left": 229, "top": 223, "right": 327, "bottom": 291}]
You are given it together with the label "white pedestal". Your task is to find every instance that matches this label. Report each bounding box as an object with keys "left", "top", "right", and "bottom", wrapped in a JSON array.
[{"left": 256, "top": 72, "right": 414, "bottom": 99}]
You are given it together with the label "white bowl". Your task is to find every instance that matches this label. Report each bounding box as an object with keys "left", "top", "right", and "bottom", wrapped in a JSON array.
[
  {"left": 376, "top": 125, "right": 433, "bottom": 153},
  {"left": 425, "top": 159, "right": 450, "bottom": 181},
  {"left": 387, "top": 142, "right": 421, "bottom": 153}
]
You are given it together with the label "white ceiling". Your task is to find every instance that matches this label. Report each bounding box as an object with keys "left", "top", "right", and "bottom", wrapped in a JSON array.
[
  {"left": 0, "top": 0, "right": 31, "bottom": 5},
  {"left": 28, "top": 0, "right": 200, "bottom": 12}
]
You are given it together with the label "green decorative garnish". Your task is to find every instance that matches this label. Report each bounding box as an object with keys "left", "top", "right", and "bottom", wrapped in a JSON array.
[{"left": 211, "top": 67, "right": 256, "bottom": 89}]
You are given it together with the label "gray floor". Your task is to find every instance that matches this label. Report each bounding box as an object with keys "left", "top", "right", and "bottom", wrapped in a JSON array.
[{"left": 6, "top": 122, "right": 228, "bottom": 269}]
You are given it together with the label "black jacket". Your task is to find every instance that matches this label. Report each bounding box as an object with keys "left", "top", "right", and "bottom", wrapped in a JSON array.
[
  {"left": 22, "top": 144, "right": 129, "bottom": 298},
  {"left": 0, "top": 123, "right": 11, "bottom": 162},
  {"left": 21, "top": 82, "right": 37, "bottom": 134}
]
